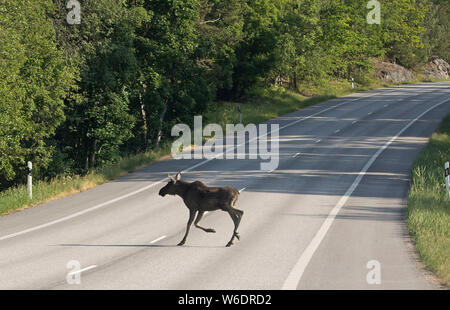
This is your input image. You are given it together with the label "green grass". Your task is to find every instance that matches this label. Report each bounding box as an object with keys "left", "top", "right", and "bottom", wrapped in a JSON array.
[
  {"left": 0, "top": 144, "right": 171, "bottom": 216},
  {"left": 407, "top": 112, "right": 450, "bottom": 287}
]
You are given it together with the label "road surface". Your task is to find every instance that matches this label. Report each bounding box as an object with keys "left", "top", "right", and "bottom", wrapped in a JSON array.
[{"left": 0, "top": 82, "right": 449, "bottom": 289}]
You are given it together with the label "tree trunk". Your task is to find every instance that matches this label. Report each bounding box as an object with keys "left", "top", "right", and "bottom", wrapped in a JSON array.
[
  {"left": 155, "top": 99, "right": 168, "bottom": 148},
  {"left": 139, "top": 85, "right": 148, "bottom": 151},
  {"left": 85, "top": 153, "right": 89, "bottom": 170},
  {"left": 90, "top": 139, "right": 97, "bottom": 168},
  {"left": 293, "top": 71, "right": 298, "bottom": 90}
]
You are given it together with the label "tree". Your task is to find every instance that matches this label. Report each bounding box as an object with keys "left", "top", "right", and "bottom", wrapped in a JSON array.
[
  {"left": 51, "top": 0, "right": 148, "bottom": 171},
  {"left": 0, "top": 0, "right": 73, "bottom": 188},
  {"left": 132, "top": 0, "right": 212, "bottom": 149},
  {"left": 381, "top": 0, "right": 428, "bottom": 68},
  {"left": 230, "top": 0, "right": 281, "bottom": 98},
  {"left": 196, "top": 0, "right": 245, "bottom": 98}
]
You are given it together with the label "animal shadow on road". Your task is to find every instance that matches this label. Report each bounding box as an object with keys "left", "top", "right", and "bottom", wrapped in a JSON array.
[{"left": 56, "top": 243, "right": 225, "bottom": 249}]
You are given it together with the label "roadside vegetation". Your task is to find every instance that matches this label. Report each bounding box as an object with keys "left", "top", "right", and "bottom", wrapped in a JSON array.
[
  {"left": 407, "top": 112, "right": 450, "bottom": 287},
  {"left": 0, "top": 144, "right": 171, "bottom": 216}
]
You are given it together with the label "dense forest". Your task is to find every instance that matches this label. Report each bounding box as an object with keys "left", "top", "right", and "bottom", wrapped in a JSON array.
[{"left": 0, "top": 0, "right": 449, "bottom": 191}]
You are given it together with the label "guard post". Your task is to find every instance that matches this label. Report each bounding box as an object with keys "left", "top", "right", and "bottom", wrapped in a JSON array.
[
  {"left": 27, "top": 161, "right": 32, "bottom": 200},
  {"left": 445, "top": 161, "right": 449, "bottom": 198}
]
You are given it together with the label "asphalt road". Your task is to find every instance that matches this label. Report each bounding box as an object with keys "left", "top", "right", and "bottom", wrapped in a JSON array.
[{"left": 0, "top": 82, "right": 449, "bottom": 290}]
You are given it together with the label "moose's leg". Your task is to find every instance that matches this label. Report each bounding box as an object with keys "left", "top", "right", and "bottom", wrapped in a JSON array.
[
  {"left": 178, "top": 209, "right": 196, "bottom": 246},
  {"left": 226, "top": 208, "right": 244, "bottom": 247},
  {"left": 194, "top": 211, "right": 216, "bottom": 233}
]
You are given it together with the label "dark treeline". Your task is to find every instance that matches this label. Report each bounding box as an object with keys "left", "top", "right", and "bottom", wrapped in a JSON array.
[{"left": 0, "top": 0, "right": 448, "bottom": 190}]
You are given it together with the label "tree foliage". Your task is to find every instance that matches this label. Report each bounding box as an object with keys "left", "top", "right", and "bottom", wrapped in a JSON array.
[{"left": 0, "top": 0, "right": 73, "bottom": 186}]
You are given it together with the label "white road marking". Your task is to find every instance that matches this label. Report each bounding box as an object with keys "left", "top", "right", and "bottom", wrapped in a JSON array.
[
  {"left": 281, "top": 97, "right": 450, "bottom": 290},
  {"left": 315, "top": 139, "right": 321, "bottom": 143},
  {"left": 149, "top": 235, "right": 166, "bottom": 244},
  {"left": 68, "top": 265, "right": 97, "bottom": 276},
  {"left": 0, "top": 90, "right": 395, "bottom": 243},
  {"left": 239, "top": 187, "right": 247, "bottom": 193},
  {"left": 368, "top": 112, "right": 373, "bottom": 115},
  {"left": 352, "top": 120, "right": 358, "bottom": 124},
  {"left": 384, "top": 104, "right": 388, "bottom": 107},
  {"left": 293, "top": 153, "right": 301, "bottom": 158},
  {"left": 334, "top": 129, "right": 341, "bottom": 133},
  {"left": 0, "top": 182, "right": 168, "bottom": 242}
]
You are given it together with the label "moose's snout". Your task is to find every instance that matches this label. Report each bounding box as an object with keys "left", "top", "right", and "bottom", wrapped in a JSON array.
[{"left": 158, "top": 188, "right": 166, "bottom": 197}]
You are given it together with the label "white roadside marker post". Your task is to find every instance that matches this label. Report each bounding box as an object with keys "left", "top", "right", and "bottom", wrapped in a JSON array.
[
  {"left": 352, "top": 77, "right": 354, "bottom": 89},
  {"left": 27, "top": 161, "right": 32, "bottom": 200},
  {"left": 445, "top": 162, "right": 450, "bottom": 198}
]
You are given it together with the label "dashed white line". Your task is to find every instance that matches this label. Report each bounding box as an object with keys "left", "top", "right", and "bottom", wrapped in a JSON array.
[
  {"left": 315, "top": 139, "right": 321, "bottom": 143},
  {"left": 334, "top": 129, "right": 341, "bottom": 133},
  {"left": 68, "top": 265, "right": 97, "bottom": 276},
  {"left": 149, "top": 235, "right": 166, "bottom": 244},
  {"left": 239, "top": 187, "right": 247, "bottom": 193},
  {"left": 281, "top": 97, "right": 450, "bottom": 290},
  {"left": 367, "top": 112, "right": 373, "bottom": 115},
  {"left": 293, "top": 153, "right": 301, "bottom": 158},
  {"left": 352, "top": 120, "right": 358, "bottom": 124}
]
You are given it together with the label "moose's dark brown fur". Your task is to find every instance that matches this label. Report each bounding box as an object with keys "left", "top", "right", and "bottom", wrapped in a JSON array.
[{"left": 159, "top": 172, "right": 243, "bottom": 247}]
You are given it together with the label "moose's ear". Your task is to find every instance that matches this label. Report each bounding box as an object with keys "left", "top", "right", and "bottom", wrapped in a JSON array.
[
  {"left": 176, "top": 172, "right": 182, "bottom": 181},
  {"left": 168, "top": 174, "right": 176, "bottom": 183}
]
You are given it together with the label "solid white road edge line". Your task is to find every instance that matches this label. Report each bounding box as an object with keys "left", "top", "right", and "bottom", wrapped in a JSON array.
[
  {"left": 281, "top": 97, "right": 450, "bottom": 290},
  {"left": 0, "top": 89, "right": 396, "bottom": 242}
]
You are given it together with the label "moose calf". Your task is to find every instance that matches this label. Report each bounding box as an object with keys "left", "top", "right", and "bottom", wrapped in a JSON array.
[{"left": 159, "top": 172, "right": 243, "bottom": 247}]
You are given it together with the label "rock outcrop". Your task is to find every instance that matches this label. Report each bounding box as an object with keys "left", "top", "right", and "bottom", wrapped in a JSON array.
[
  {"left": 423, "top": 58, "right": 450, "bottom": 80},
  {"left": 371, "top": 58, "right": 415, "bottom": 83}
]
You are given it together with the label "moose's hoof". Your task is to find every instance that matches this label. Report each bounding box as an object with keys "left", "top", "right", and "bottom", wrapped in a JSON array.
[
  {"left": 235, "top": 233, "right": 240, "bottom": 241},
  {"left": 205, "top": 228, "right": 216, "bottom": 233},
  {"left": 177, "top": 241, "right": 185, "bottom": 246},
  {"left": 226, "top": 242, "right": 233, "bottom": 247}
]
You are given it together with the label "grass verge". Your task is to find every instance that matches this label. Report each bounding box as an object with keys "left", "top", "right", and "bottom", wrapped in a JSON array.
[
  {"left": 407, "top": 112, "right": 450, "bottom": 287},
  {"left": 0, "top": 144, "right": 171, "bottom": 216}
]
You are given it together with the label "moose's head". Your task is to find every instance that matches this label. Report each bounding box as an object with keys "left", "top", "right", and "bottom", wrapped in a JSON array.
[{"left": 159, "top": 172, "right": 182, "bottom": 197}]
